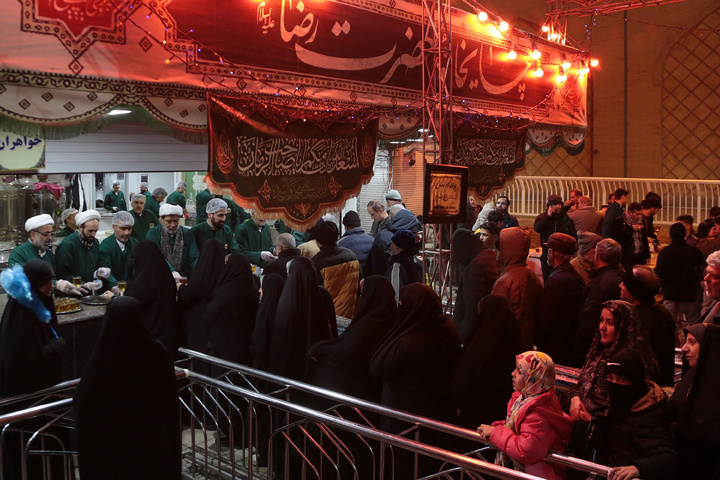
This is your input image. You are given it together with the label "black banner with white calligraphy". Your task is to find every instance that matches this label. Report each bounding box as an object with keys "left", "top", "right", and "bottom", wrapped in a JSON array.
[
  {"left": 453, "top": 119, "right": 528, "bottom": 199},
  {"left": 207, "top": 95, "right": 376, "bottom": 228}
]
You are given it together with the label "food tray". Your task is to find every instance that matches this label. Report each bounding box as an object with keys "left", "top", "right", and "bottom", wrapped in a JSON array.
[
  {"left": 80, "top": 295, "right": 111, "bottom": 305},
  {"left": 56, "top": 305, "right": 82, "bottom": 315}
]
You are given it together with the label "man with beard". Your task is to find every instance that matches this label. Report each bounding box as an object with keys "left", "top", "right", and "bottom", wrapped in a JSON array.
[
  {"left": 8, "top": 214, "right": 57, "bottom": 269},
  {"left": 496, "top": 195, "right": 519, "bottom": 229},
  {"left": 129, "top": 194, "right": 158, "bottom": 241},
  {"left": 55, "top": 209, "right": 107, "bottom": 292},
  {"left": 146, "top": 203, "right": 198, "bottom": 277},
  {"left": 236, "top": 211, "right": 276, "bottom": 268},
  {"left": 190, "top": 197, "right": 239, "bottom": 254},
  {"left": 611, "top": 202, "right": 650, "bottom": 268},
  {"left": 139, "top": 182, "right": 151, "bottom": 199},
  {"left": 98, "top": 211, "right": 138, "bottom": 294}
]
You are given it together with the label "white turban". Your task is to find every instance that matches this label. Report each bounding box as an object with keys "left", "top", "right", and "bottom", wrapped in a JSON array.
[
  {"left": 75, "top": 209, "right": 101, "bottom": 226},
  {"left": 25, "top": 214, "right": 54, "bottom": 232},
  {"left": 112, "top": 211, "right": 135, "bottom": 227},
  {"left": 206, "top": 198, "right": 227, "bottom": 214},
  {"left": 159, "top": 204, "right": 183, "bottom": 217}
]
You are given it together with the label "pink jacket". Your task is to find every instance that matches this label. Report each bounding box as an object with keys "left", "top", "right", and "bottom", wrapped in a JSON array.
[{"left": 490, "top": 389, "right": 574, "bottom": 480}]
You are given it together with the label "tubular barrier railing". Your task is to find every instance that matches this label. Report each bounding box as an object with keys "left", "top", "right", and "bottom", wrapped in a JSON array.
[{"left": 497, "top": 176, "right": 720, "bottom": 225}]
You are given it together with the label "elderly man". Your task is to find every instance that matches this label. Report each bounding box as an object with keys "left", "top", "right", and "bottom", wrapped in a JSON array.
[
  {"left": 98, "top": 211, "right": 138, "bottom": 293},
  {"left": 385, "top": 189, "right": 403, "bottom": 208},
  {"left": 146, "top": 204, "right": 199, "bottom": 277},
  {"left": 620, "top": 266, "right": 675, "bottom": 386},
  {"left": 569, "top": 196, "right": 602, "bottom": 235},
  {"left": 338, "top": 210, "right": 374, "bottom": 276},
  {"left": 312, "top": 220, "right": 361, "bottom": 318},
  {"left": 166, "top": 181, "right": 187, "bottom": 215},
  {"left": 264, "top": 233, "right": 302, "bottom": 279},
  {"left": 190, "top": 198, "right": 239, "bottom": 254},
  {"left": 129, "top": 194, "right": 158, "bottom": 241},
  {"left": 495, "top": 195, "right": 519, "bottom": 229},
  {"left": 367, "top": 200, "right": 390, "bottom": 237},
  {"left": 534, "top": 232, "right": 585, "bottom": 367},
  {"left": 8, "top": 214, "right": 56, "bottom": 269},
  {"left": 56, "top": 208, "right": 78, "bottom": 238},
  {"left": 55, "top": 209, "right": 107, "bottom": 291},
  {"left": 145, "top": 187, "right": 167, "bottom": 218},
  {"left": 368, "top": 204, "right": 422, "bottom": 275},
  {"left": 236, "top": 211, "right": 275, "bottom": 267},
  {"left": 571, "top": 231, "right": 602, "bottom": 285},
  {"left": 104, "top": 180, "right": 126, "bottom": 212}
]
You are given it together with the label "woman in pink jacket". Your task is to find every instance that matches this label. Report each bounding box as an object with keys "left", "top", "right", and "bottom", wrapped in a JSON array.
[{"left": 477, "top": 351, "right": 574, "bottom": 479}]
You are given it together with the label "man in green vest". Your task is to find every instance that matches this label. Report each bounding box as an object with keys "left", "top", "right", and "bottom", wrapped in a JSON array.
[
  {"left": 167, "top": 181, "right": 187, "bottom": 216},
  {"left": 190, "top": 198, "right": 239, "bottom": 254},
  {"left": 236, "top": 211, "right": 276, "bottom": 268},
  {"left": 146, "top": 203, "right": 199, "bottom": 277},
  {"left": 56, "top": 208, "right": 78, "bottom": 238},
  {"left": 98, "top": 211, "right": 138, "bottom": 294},
  {"left": 55, "top": 209, "right": 107, "bottom": 292},
  {"left": 145, "top": 187, "right": 167, "bottom": 218},
  {"left": 104, "top": 180, "right": 127, "bottom": 212},
  {"left": 195, "top": 187, "right": 213, "bottom": 224},
  {"left": 8, "top": 214, "right": 56, "bottom": 269},
  {"left": 129, "top": 194, "right": 158, "bottom": 241},
  {"left": 140, "top": 182, "right": 151, "bottom": 199}
]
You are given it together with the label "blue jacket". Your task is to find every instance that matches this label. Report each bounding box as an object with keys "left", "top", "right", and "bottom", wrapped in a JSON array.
[{"left": 338, "top": 227, "right": 374, "bottom": 276}]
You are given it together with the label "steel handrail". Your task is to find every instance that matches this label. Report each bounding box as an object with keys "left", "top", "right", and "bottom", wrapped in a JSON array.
[
  {"left": 178, "top": 367, "right": 545, "bottom": 480},
  {"left": 0, "top": 379, "right": 80, "bottom": 408},
  {"left": 0, "top": 398, "right": 73, "bottom": 427},
  {"left": 178, "top": 348, "right": 612, "bottom": 477}
]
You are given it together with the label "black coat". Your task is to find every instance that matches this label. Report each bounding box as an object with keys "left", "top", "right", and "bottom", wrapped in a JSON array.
[
  {"left": 251, "top": 273, "right": 285, "bottom": 375},
  {"left": 636, "top": 302, "right": 676, "bottom": 387},
  {"left": 611, "top": 217, "right": 650, "bottom": 268},
  {"left": 654, "top": 240, "right": 705, "bottom": 302},
  {"left": 74, "top": 297, "right": 180, "bottom": 480},
  {"left": 535, "top": 262, "right": 585, "bottom": 367},
  {"left": 263, "top": 248, "right": 302, "bottom": 279},
  {"left": 309, "top": 276, "right": 397, "bottom": 402}
]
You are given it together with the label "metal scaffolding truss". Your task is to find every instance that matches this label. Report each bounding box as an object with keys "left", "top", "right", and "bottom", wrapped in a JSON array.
[
  {"left": 546, "top": 0, "right": 689, "bottom": 16},
  {"left": 421, "top": 0, "right": 455, "bottom": 312}
]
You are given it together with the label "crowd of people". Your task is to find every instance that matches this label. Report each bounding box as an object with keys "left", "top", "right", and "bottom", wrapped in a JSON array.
[{"left": 1, "top": 184, "right": 720, "bottom": 479}]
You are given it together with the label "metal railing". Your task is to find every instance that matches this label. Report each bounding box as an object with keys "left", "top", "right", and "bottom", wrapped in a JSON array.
[{"left": 497, "top": 176, "right": 720, "bottom": 225}]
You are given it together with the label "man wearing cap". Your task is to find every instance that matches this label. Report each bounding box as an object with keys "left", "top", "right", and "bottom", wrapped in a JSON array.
[
  {"left": 145, "top": 187, "right": 167, "bottom": 218},
  {"left": 104, "top": 180, "right": 126, "bottom": 212},
  {"left": 619, "top": 266, "right": 675, "bottom": 386},
  {"left": 367, "top": 200, "right": 390, "bottom": 238},
  {"left": 98, "top": 211, "right": 139, "bottom": 293},
  {"left": 568, "top": 196, "right": 602, "bottom": 235},
  {"left": 55, "top": 210, "right": 108, "bottom": 292},
  {"left": 56, "top": 208, "right": 78, "bottom": 238},
  {"left": 129, "top": 194, "right": 158, "bottom": 241},
  {"left": 312, "top": 220, "right": 361, "bottom": 318},
  {"left": 235, "top": 211, "right": 275, "bottom": 268},
  {"left": 575, "top": 238, "right": 624, "bottom": 364},
  {"left": 385, "top": 189, "right": 403, "bottom": 208},
  {"left": 195, "top": 187, "right": 213, "bottom": 224},
  {"left": 386, "top": 229, "right": 421, "bottom": 300},
  {"left": 146, "top": 203, "right": 199, "bottom": 277},
  {"left": 535, "top": 232, "right": 585, "bottom": 367},
  {"left": 571, "top": 231, "right": 602, "bottom": 285},
  {"left": 139, "top": 182, "right": 151, "bottom": 199},
  {"left": 534, "top": 194, "right": 577, "bottom": 280},
  {"left": 166, "top": 181, "right": 187, "bottom": 216},
  {"left": 338, "top": 210, "right": 374, "bottom": 277},
  {"left": 8, "top": 214, "right": 57, "bottom": 269},
  {"left": 190, "top": 198, "right": 239, "bottom": 254}
]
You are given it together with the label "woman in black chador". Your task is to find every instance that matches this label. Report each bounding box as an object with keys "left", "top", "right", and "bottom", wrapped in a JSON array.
[
  {"left": 74, "top": 296, "right": 181, "bottom": 480},
  {"left": 251, "top": 273, "right": 285, "bottom": 376},
  {"left": 124, "top": 240, "right": 180, "bottom": 356},
  {"left": 309, "top": 275, "right": 397, "bottom": 402},
  {"left": 204, "top": 252, "right": 259, "bottom": 365},
  {"left": 449, "top": 295, "right": 522, "bottom": 439},
  {"left": 269, "top": 256, "right": 336, "bottom": 382},
  {"left": 177, "top": 238, "right": 225, "bottom": 353}
]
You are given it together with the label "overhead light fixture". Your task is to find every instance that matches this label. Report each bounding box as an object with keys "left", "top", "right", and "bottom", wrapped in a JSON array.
[
  {"left": 541, "top": 25, "right": 550, "bottom": 32},
  {"left": 107, "top": 109, "right": 132, "bottom": 116},
  {"left": 561, "top": 56, "right": 571, "bottom": 70},
  {"left": 535, "top": 66, "right": 544, "bottom": 77},
  {"left": 590, "top": 58, "right": 599, "bottom": 67},
  {"left": 477, "top": 11, "right": 488, "bottom": 21},
  {"left": 531, "top": 45, "right": 541, "bottom": 60},
  {"left": 498, "top": 21, "right": 509, "bottom": 31},
  {"left": 507, "top": 49, "right": 517, "bottom": 60}
]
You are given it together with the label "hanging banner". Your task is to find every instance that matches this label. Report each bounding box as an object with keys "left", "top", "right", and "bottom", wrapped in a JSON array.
[
  {"left": 453, "top": 119, "right": 527, "bottom": 199},
  {"left": 0, "top": 131, "right": 45, "bottom": 170},
  {"left": 207, "top": 95, "right": 376, "bottom": 229}
]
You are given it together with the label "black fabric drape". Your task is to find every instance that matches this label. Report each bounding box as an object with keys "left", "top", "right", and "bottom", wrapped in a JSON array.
[
  {"left": 204, "top": 253, "right": 259, "bottom": 365},
  {"left": 177, "top": 239, "right": 225, "bottom": 352},
  {"left": 269, "top": 256, "right": 336, "bottom": 382},
  {"left": 251, "top": 273, "right": 285, "bottom": 375},
  {"left": 125, "top": 240, "right": 180, "bottom": 356},
  {"left": 74, "top": 297, "right": 181, "bottom": 480},
  {"left": 309, "top": 275, "right": 397, "bottom": 402}
]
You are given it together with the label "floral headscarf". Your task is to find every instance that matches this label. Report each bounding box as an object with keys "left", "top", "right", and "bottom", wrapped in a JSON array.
[{"left": 506, "top": 351, "right": 556, "bottom": 432}]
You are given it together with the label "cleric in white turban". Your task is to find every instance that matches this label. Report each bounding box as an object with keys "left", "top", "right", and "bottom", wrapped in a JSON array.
[
  {"left": 8, "top": 214, "right": 57, "bottom": 269},
  {"left": 189, "top": 198, "right": 239, "bottom": 254},
  {"left": 146, "top": 201, "right": 198, "bottom": 277},
  {"left": 55, "top": 209, "right": 104, "bottom": 288}
]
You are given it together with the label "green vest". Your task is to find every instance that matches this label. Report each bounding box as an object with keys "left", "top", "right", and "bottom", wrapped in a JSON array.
[
  {"left": 7, "top": 240, "right": 56, "bottom": 270},
  {"left": 104, "top": 190, "right": 127, "bottom": 211},
  {"left": 98, "top": 235, "right": 139, "bottom": 287},
  {"left": 167, "top": 190, "right": 186, "bottom": 209},
  {"left": 130, "top": 210, "right": 158, "bottom": 241},
  {"left": 55, "top": 232, "right": 101, "bottom": 283},
  {"left": 191, "top": 221, "right": 239, "bottom": 254}
]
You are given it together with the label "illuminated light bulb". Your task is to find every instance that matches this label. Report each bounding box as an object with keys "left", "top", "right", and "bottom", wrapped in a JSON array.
[
  {"left": 499, "top": 21, "right": 509, "bottom": 31},
  {"left": 562, "top": 60, "right": 571, "bottom": 70},
  {"left": 556, "top": 74, "right": 567, "bottom": 83},
  {"left": 550, "top": 33, "right": 558, "bottom": 41},
  {"left": 477, "top": 11, "right": 488, "bottom": 21},
  {"left": 531, "top": 49, "right": 541, "bottom": 60},
  {"left": 581, "top": 66, "right": 590, "bottom": 74},
  {"left": 507, "top": 49, "right": 517, "bottom": 60},
  {"left": 590, "top": 58, "right": 599, "bottom": 67},
  {"left": 535, "top": 67, "right": 544, "bottom": 77},
  {"left": 165, "top": 58, "right": 171, "bottom": 64},
  {"left": 542, "top": 25, "right": 550, "bottom": 32}
]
